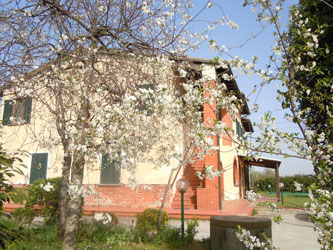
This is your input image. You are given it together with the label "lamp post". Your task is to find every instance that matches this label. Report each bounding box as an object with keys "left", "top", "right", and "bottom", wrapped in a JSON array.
[
  {"left": 279, "top": 183, "right": 284, "bottom": 205},
  {"left": 176, "top": 178, "right": 190, "bottom": 238}
]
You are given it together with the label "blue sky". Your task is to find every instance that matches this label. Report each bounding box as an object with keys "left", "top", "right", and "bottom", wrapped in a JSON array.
[{"left": 189, "top": 0, "right": 314, "bottom": 176}]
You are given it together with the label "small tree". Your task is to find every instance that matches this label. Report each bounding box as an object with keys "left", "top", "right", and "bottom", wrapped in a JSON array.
[{"left": 0, "top": 145, "right": 26, "bottom": 248}]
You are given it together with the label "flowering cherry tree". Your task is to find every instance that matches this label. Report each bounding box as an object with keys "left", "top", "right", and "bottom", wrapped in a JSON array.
[
  {"left": 0, "top": 1, "right": 240, "bottom": 249},
  {"left": 208, "top": 0, "right": 332, "bottom": 248}
]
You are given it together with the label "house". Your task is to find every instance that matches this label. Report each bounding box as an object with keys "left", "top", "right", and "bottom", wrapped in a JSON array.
[{"left": 1, "top": 56, "right": 281, "bottom": 216}]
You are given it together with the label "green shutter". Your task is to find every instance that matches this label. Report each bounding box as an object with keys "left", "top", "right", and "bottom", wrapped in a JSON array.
[
  {"left": 3, "top": 100, "right": 13, "bottom": 125},
  {"left": 29, "top": 153, "right": 48, "bottom": 184},
  {"left": 23, "top": 97, "right": 32, "bottom": 124},
  {"left": 100, "top": 154, "right": 121, "bottom": 185}
]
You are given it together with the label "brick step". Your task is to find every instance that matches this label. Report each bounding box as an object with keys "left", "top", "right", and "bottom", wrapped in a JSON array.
[
  {"left": 172, "top": 196, "right": 196, "bottom": 202},
  {"left": 172, "top": 196, "right": 197, "bottom": 202},
  {"left": 191, "top": 161, "right": 205, "bottom": 164},
  {"left": 173, "top": 192, "right": 196, "bottom": 197},
  {"left": 171, "top": 203, "right": 196, "bottom": 209},
  {"left": 182, "top": 176, "right": 201, "bottom": 179},
  {"left": 175, "top": 190, "right": 196, "bottom": 196},
  {"left": 178, "top": 177, "right": 201, "bottom": 182}
]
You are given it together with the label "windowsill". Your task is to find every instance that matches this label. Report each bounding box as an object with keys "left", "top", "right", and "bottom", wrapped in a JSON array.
[
  {"left": 98, "top": 183, "right": 122, "bottom": 186},
  {"left": 4, "top": 122, "right": 29, "bottom": 126}
]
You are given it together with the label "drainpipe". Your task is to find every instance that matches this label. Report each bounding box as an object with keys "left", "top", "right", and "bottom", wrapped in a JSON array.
[
  {"left": 217, "top": 134, "right": 223, "bottom": 210},
  {"left": 217, "top": 110, "right": 223, "bottom": 210}
]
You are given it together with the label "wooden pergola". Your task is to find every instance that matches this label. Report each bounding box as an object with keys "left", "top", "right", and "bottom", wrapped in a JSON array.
[{"left": 239, "top": 156, "right": 282, "bottom": 201}]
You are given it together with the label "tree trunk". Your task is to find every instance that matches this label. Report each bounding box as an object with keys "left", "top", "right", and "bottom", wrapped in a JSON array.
[
  {"left": 56, "top": 151, "right": 71, "bottom": 241},
  {"left": 62, "top": 155, "right": 84, "bottom": 250}
]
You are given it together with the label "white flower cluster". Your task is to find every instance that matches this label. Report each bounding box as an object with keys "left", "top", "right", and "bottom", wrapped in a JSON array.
[
  {"left": 306, "top": 189, "right": 333, "bottom": 249},
  {"left": 196, "top": 165, "right": 222, "bottom": 180},
  {"left": 94, "top": 213, "right": 112, "bottom": 225},
  {"left": 245, "top": 190, "right": 261, "bottom": 204},
  {"left": 265, "top": 201, "right": 280, "bottom": 214},
  {"left": 67, "top": 184, "right": 96, "bottom": 200},
  {"left": 40, "top": 182, "right": 54, "bottom": 192},
  {"left": 236, "top": 227, "right": 278, "bottom": 250},
  {"left": 294, "top": 181, "right": 303, "bottom": 192}
]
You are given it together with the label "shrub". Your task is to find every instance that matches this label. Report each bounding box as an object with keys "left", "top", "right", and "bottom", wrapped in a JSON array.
[
  {"left": 0, "top": 216, "right": 25, "bottom": 249},
  {"left": 11, "top": 207, "right": 35, "bottom": 226},
  {"left": 136, "top": 208, "right": 168, "bottom": 235},
  {"left": 78, "top": 218, "right": 127, "bottom": 245},
  {"left": 79, "top": 220, "right": 114, "bottom": 243},
  {"left": 185, "top": 217, "right": 199, "bottom": 243},
  {"left": 154, "top": 218, "right": 199, "bottom": 248},
  {"left": 154, "top": 225, "right": 183, "bottom": 248},
  {"left": 25, "top": 177, "right": 61, "bottom": 221},
  {"left": 254, "top": 175, "right": 317, "bottom": 193}
]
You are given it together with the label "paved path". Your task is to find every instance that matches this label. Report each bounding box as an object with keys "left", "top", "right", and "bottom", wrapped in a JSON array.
[
  {"left": 169, "top": 208, "right": 320, "bottom": 250},
  {"left": 255, "top": 208, "right": 320, "bottom": 250}
]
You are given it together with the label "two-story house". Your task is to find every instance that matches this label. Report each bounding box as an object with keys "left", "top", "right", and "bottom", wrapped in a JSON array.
[{"left": 1, "top": 56, "right": 281, "bottom": 215}]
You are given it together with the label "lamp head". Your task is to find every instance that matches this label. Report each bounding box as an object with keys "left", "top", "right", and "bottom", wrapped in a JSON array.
[{"left": 176, "top": 178, "right": 190, "bottom": 193}]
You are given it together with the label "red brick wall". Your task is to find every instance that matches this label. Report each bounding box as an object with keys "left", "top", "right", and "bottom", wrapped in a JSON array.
[
  {"left": 195, "top": 80, "right": 220, "bottom": 210},
  {"left": 221, "top": 109, "right": 232, "bottom": 146},
  {"left": 84, "top": 184, "right": 170, "bottom": 209}
]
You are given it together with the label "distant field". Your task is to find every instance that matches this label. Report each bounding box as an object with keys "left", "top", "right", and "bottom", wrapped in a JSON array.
[{"left": 258, "top": 192, "right": 311, "bottom": 209}]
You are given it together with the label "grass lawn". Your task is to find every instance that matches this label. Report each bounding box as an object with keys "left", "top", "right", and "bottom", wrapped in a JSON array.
[
  {"left": 5, "top": 220, "right": 209, "bottom": 250},
  {"left": 18, "top": 240, "right": 207, "bottom": 250},
  {"left": 257, "top": 192, "right": 311, "bottom": 209}
]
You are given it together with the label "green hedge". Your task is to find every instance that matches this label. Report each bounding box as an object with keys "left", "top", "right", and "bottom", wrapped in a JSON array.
[{"left": 253, "top": 175, "right": 317, "bottom": 192}]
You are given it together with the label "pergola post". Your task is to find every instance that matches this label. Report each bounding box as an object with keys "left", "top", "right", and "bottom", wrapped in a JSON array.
[{"left": 275, "top": 163, "right": 280, "bottom": 202}]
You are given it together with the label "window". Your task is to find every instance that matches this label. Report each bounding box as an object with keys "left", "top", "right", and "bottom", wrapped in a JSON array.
[
  {"left": 29, "top": 153, "right": 48, "bottom": 184},
  {"left": 100, "top": 154, "right": 121, "bottom": 185},
  {"left": 236, "top": 119, "right": 244, "bottom": 138},
  {"left": 2, "top": 97, "right": 32, "bottom": 125}
]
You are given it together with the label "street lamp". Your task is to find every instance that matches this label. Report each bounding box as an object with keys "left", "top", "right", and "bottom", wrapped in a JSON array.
[
  {"left": 176, "top": 178, "right": 190, "bottom": 238},
  {"left": 279, "top": 183, "right": 285, "bottom": 205}
]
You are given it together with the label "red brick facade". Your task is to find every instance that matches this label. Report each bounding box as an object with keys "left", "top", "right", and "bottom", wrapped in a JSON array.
[
  {"left": 172, "top": 80, "right": 230, "bottom": 210},
  {"left": 84, "top": 184, "right": 171, "bottom": 209}
]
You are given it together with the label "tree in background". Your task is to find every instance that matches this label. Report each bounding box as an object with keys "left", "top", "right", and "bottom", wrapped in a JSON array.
[
  {"left": 285, "top": 0, "right": 333, "bottom": 147},
  {"left": 242, "top": 0, "right": 332, "bottom": 248},
  {"left": 250, "top": 168, "right": 275, "bottom": 188}
]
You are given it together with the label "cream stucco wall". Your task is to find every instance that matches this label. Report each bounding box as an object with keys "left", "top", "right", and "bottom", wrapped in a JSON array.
[
  {"left": 1, "top": 88, "right": 184, "bottom": 186},
  {"left": 220, "top": 111, "right": 248, "bottom": 200}
]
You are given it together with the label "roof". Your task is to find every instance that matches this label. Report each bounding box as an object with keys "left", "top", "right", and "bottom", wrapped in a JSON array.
[
  {"left": 216, "top": 67, "right": 250, "bottom": 115},
  {"left": 239, "top": 155, "right": 281, "bottom": 169},
  {"left": 4, "top": 54, "right": 251, "bottom": 116},
  {"left": 242, "top": 118, "right": 254, "bottom": 132},
  {"left": 183, "top": 57, "right": 250, "bottom": 115}
]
